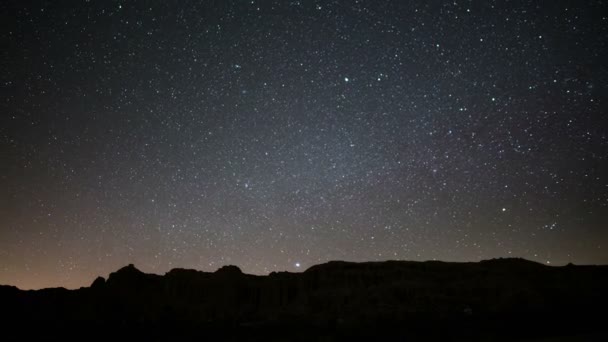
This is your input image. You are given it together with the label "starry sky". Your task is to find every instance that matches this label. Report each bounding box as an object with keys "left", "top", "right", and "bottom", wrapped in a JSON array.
[{"left": 2, "top": 0, "right": 607, "bottom": 289}]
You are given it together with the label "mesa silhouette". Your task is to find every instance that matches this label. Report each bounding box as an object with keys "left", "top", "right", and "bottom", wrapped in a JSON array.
[{"left": 1, "top": 258, "right": 607, "bottom": 341}]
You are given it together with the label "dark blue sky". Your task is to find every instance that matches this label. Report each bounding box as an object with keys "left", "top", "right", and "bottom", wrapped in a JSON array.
[{"left": 1, "top": 0, "right": 607, "bottom": 289}]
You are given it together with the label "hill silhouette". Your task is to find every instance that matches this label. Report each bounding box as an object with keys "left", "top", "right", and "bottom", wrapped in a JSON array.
[{"left": 1, "top": 258, "right": 607, "bottom": 341}]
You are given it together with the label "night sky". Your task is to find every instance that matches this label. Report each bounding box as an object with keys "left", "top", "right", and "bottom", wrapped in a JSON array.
[{"left": 2, "top": 1, "right": 607, "bottom": 290}]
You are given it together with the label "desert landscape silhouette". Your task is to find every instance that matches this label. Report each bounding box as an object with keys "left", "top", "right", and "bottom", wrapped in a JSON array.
[{"left": 2, "top": 258, "right": 608, "bottom": 340}]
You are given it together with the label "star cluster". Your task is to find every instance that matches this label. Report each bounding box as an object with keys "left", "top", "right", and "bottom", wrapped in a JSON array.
[{"left": 1, "top": 0, "right": 607, "bottom": 289}]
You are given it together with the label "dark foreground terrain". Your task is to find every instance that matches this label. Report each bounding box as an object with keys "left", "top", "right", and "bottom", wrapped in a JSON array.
[{"left": 1, "top": 258, "right": 607, "bottom": 341}]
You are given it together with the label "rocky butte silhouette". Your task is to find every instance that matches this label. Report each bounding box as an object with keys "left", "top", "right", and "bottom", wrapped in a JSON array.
[{"left": 1, "top": 258, "right": 607, "bottom": 341}]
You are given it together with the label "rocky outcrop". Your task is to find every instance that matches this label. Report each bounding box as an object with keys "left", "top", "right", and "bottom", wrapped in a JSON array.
[{"left": 1, "top": 258, "right": 607, "bottom": 340}]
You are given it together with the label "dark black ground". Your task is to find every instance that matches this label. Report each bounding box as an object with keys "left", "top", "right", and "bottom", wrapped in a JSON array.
[{"left": 2, "top": 258, "right": 607, "bottom": 341}]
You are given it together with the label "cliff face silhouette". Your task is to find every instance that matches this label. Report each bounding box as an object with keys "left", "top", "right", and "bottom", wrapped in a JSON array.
[{"left": 1, "top": 258, "right": 607, "bottom": 341}]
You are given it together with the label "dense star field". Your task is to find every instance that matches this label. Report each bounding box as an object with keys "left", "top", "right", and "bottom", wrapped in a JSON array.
[{"left": 1, "top": 1, "right": 607, "bottom": 289}]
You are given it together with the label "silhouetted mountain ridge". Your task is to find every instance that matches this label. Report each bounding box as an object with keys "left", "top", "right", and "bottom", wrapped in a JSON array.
[{"left": 1, "top": 258, "right": 607, "bottom": 341}]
